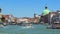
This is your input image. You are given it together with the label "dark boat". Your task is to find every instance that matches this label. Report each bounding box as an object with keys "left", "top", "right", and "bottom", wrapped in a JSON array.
[
  {"left": 47, "top": 23, "right": 60, "bottom": 29},
  {"left": 47, "top": 12, "right": 60, "bottom": 29}
]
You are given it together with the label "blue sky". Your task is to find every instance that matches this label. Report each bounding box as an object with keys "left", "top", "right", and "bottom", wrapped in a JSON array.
[{"left": 0, "top": 0, "right": 60, "bottom": 17}]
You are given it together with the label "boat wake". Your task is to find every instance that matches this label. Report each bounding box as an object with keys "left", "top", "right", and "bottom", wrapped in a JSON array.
[
  {"left": 22, "top": 26, "right": 33, "bottom": 29},
  {"left": 0, "top": 25, "right": 4, "bottom": 28}
]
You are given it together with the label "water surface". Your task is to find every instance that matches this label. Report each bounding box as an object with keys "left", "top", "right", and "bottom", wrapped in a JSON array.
[{"left": 0, "top": 24, "right": 60, "bottom": 34}]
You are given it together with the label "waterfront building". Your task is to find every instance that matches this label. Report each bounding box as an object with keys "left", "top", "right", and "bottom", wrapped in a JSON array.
[
  {"left": 0, "top": 8, "right": 2, "bottom": 22},
  {"left": 34, "top": 13, "right": 40, "bottom": 23},
  {"left": 8, "top": 14, "right": 17, "bottom": 24},
  {"left": 16, "top": 17, "right": 34, "bottom": 24},
  {"left": 0, "top": 13, "right": 2, "bottom": 22},
  {"left": 10, "top": 17, "right": 17, "bottom": 24},
  {"left": 49, "top": 11, "right": 57, "bottom": 24},
  {"left": 16, "top": 18, "right": 28, "bottom": 24},
  {"left": 3, "top": 15, "right": 9, "bottom": 23},
  {"left": 43, "top": 10, "right": 60, "bottom": 24},
  {"left": 51, "top": 10, "right": 60, "bottom": 23},
  {"left": 39, "top": 6, "right": 50, "bottom": 24},
  {"left": 47, "top": 11, "right": 60, "bottom": 29}
]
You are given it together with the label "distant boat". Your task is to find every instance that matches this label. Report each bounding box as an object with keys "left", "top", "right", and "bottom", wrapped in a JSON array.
[
  {"left": 0, "top": 24, "right": 4, "bottom": 28},
  {"left": 47, "top": 23, "right": 60, "bottom": 29},
  {"left": 21, "top": 22, "right": 32, "bottom": 26},
  {"left": 22, "top": 24, "right": 32, "bottom": 29}
]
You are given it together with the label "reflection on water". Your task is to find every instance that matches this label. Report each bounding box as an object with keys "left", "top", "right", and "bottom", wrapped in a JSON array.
[{"left": 0, "top": 24, "right": 60, "bottom": 34}]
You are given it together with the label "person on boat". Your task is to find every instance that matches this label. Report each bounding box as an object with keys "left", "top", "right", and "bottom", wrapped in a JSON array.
[{"left": 41, "top": 6, "right": 50, "bottom": 23}]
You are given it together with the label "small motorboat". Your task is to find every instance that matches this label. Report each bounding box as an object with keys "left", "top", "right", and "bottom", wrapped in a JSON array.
[
  {"left": 22, "top": 24, "right": 32, "bottom": 29},
  {"left": 47, "top": 24, "right": 60, "bottom": 29},
  {"left": 3, "top": 23, "right": 8, "bottom": 26},
  {"left": 0, "top": 24, "right": 4, "bottom": 28}
]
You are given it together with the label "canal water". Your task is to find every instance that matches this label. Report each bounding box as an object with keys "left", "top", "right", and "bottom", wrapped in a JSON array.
[{"left": 0, "top": 24, "right": 60, "bottom": 34}]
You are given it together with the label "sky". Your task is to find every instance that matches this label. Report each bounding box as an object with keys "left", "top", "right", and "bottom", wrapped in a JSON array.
[{"left": 0, "top": 0, "right": 60, "bottom": 18}]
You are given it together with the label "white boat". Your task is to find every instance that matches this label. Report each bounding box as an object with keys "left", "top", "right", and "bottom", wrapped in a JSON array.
[
  {"left": 22, "top": 24, "right": 32, "bottom": 29},
  {"left": 0, "top": 24, "right": 4, "bottom": 28}
]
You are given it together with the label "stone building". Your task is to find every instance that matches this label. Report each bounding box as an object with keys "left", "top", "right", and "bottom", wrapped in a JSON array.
[
  {"left": 51, "top": 10, "right": 60, "bottom": 24},
  {"left": 39, "top": 10, "right": 60, "bottom": 24},
  {"left": 33, "top": 13, "right": 40, "bottom": 23},
  {"left": 48, "top": 11, "right": 57, "bottom": 24},
  {"left": 42, "top": 10, "right": 60, "bottom": 24}
]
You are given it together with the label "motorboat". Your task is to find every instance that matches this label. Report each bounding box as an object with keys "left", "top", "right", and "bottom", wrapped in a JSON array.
[{"left": 47, "top": 23, "right": 60, "bottom": 29}]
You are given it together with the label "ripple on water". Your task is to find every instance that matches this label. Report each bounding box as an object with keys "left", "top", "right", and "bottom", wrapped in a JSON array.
[{"left": 0, "top": 25, "right": 60, "bottom": 34}]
